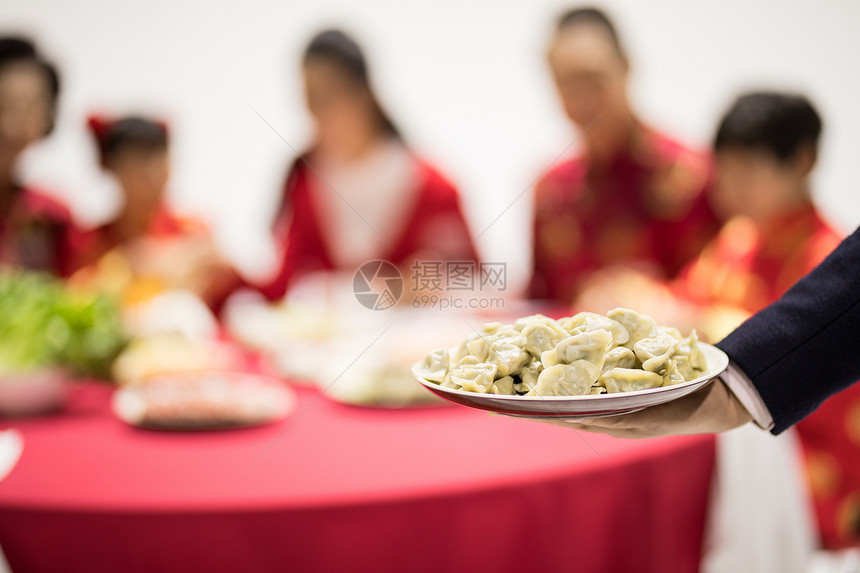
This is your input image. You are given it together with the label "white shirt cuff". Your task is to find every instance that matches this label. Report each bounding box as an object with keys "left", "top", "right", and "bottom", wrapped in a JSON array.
[{"left": 719, "top": 360, "right": 775, "bottom": 431}]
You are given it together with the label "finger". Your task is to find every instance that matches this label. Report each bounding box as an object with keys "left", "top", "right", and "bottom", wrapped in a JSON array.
[
  {"left": 536, "top": 416, "right": 667, "bottom": 438},
  {"left": 535, "top": 415, "right": 633, "bottom": 431},
  {"left": 565, "top": 411, "right": 648, "bottom": 429},
  {"left": 566, "top": 409, "right": 670, "bottom": 435}
]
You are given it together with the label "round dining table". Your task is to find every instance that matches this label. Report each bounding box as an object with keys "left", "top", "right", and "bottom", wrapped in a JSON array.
[{"left": 0, "top": 380, "right": 715, "bottom": 573}]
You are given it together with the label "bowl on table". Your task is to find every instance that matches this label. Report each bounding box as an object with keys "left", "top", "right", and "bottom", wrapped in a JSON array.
[{"left": 0, "top": 370, "right": 68, "bottom": 417}]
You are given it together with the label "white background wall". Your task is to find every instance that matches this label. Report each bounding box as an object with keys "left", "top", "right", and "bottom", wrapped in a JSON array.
[{"left": 3, "top": 0, "right": 859, "bottom": 289}]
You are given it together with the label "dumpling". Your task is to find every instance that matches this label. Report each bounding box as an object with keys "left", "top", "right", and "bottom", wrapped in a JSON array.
[
  {"left": 521, "top": 321, "right": 568, "bottom": 358},
  {"left": 673, "top": 355, "right": 701, "bottom": 380},
  {"left": 561, "top": 312, "right": 630, "bottom": 347},
  {"left": 465, "top": 337, "right": 490, "bottom": 362},
  {"left": 455, "top": 324, "right": 529, "bottom": 378},
  {"left": 514, "top": 361, "right": 541, "bottom": 394},
  {"left": 672, "top": 330, "right": 707, "bottom": 379},
  {"left": 486, "top": 329, "right": 530, "bottom": 377},
  {"left": 453, "top": 333, "right": 477, "bottom": 362},
  {"left": 541, "top": 329, "right": 613, "bottom": 369},
  {"left": 456, "top": 355, "right": 481, "bottom": 366},
  {"left": 531, "top": 360, "right": 600, "bottom": 396},
  {"left": 480, "top": 322, "right": 506, "bottom": 335},
  {"left": 599, "top": 368, "right": 664, "bottom": 393},
  {"left": 513, "top": 314, "right": 560, "bottom": 331},
  {"left": 662, "top": 326, "right": 683, "bottom": 340},
  {"left": 453, "top": 322, "right": 505, "bottom": 361},
  {"left": 449, "top": 360, "right": 497, "bottom": 393},
  {"left": 602, "top": 346, "right": 637, "bottom": 372},
  {"left": 633, "top": 329, "right": 679, "bottom": 373},
  {"left": 491, "top": 375, "right": 515, "bottom": 395},
  {"left": 413, "top": 347, "right": 449, "bottom": 383},
  {"left": 607, "top": 308, "right": 657, "bottom": 347},
  {"left": 662, "top": 360, "right": 687, "bottom": 386}
]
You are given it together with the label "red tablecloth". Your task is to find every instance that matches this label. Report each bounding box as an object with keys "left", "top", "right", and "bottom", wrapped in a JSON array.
[{"left": 0, "top": 382, "right": 715, "bottom": 573}]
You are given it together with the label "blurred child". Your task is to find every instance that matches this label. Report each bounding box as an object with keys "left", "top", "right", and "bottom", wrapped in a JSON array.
[
  {"left": 71, "top": 115, "right": 238, "bottom": 312},
  {"left": 699, "top": 93, "right": 857, "bottom": 549},
  {"left": 678, "top": 93, "right": 839, "bottom": 326},
  {"left": 579, "top": 92, "right": 857, "bottom": 549}
]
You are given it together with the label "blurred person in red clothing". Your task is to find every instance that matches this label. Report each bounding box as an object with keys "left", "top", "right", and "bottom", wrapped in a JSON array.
[
  {"left": 528, "top": 7, "right": 719, "bottom": 304},
  {"left": 578, "top": 91, "right": 858, "bottom": 549},
  {"left": 70, "top": 116, "right": 239, "bottom": 311},
  {"left": 677, "top": 94, "right": 841, "bottom": 334},
  {"left": 0, "top": 36, "right": 72, "bottom": 274},
  {"left": 253, "top": 29, "right": 478, "bottom": 302},
  {"left": 79, "top": 116, "right": 177, "bottom": 264},
  {"left": 688, "top": 93, "right": 858, "bottom": 549}
]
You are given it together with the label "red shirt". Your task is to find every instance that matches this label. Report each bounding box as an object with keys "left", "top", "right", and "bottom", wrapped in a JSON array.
[
  {"left": 67, "top": 204, "right": 201, "bottom": 272},
  {"left": 65, "top": 204, "right": 239, "bottom": 314},
  {"left": 529, "top": 125, "right": 720, "bottom": 303},
  {"left": 0, "top": 186, "right": 77, "bottom": 276},
  {"left": 676, "top": 203, "right": 858, "bottom": 549},
  {"left": 256, "top": 155, "right": 479, "bottom": 301},
  {"left": 677, "top": 205, "right": 841, "bottom": 313}
]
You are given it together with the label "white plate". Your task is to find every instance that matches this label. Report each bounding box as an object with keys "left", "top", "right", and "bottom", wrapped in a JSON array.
[
  {"left": 112, "top": 371, "right": 295, "bottom": 430},
  {"left": 413, "top": 343, "right": 729, "bottom": 419}
]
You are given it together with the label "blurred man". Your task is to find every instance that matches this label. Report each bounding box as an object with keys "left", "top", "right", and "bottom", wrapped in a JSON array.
[{"left": 529, "top": 7, "right": 719, "bottom": 303}]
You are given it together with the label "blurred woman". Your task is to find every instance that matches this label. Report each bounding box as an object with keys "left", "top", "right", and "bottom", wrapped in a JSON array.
[
  {"left": 70, "top": 115, "right": 239, "bottom": 312},
  {"left": 0, "top": 37, "right": 71, "bottom": 274},
  {"left": 254, "top": 29, "right": 478, "bottom": 301}
]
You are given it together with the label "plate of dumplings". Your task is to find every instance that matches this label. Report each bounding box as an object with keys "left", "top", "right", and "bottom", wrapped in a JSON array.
[{"left": 412, "top": 308, "right": 729, "bottom": 419}]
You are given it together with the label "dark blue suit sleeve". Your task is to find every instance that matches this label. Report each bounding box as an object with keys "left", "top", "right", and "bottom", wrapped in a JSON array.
[{"left": 716, "top": 225, "right": 860, "bottom": 434}]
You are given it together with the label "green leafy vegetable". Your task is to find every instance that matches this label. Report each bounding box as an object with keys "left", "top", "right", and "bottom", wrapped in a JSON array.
[{"left": 0, "top": 270, "right": 126, "bottom": 378}]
